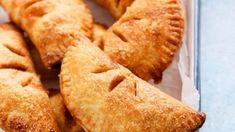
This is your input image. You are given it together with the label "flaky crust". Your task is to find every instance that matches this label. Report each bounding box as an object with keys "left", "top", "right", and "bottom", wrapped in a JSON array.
[
  {"left": 0, "top": 0, "right": 93, "bottom": 68},
  {"left": 60, "top": 37, "right": 205, "bottom": 132},
  {"left": 96, "top": 0, "right": 134, "bottom": 18},
  {"left": 92, "top": 23, "right": 107, "bottom": 47},
  {"left": 0, "top": 24, "right": 34, "bottom": 72},
  {"left": 101, "top": 0, "right": 185, "bottom": 82},
  {"left": 49, "top": 90, "right": 83, "bottom": 132},
  {"left": 0, "top": 23, "right": 59, "bottom": 132}
]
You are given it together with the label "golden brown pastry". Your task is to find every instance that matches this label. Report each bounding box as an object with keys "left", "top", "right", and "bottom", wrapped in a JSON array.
[
  {"left": 0, "top": 0, "right": 93, "bottom": 68},
  {"left": 0, "top": 24, "right": 34, "bottom": 72},
  {"left": 95, "top": 0, "right": 134, "bottom": 18},
  {"left": 101, "top": 0, "right": 184, "bottom": 82},
  {"left": 49, "top": 90, "right": 83, "bottom": 132},
  {"left": 92, "top": 23, "right": 107, "bottom": 46},
  {"left": 60, "top": 37, "right": 205, "bottom": 132},
  {"left": 0, "top": 23, "right": 59, "bottom": 131}
]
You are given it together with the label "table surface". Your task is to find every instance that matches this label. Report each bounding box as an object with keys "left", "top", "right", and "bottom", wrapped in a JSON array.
[{"left": 200, "top": 0, "right": 235, "bottom": 131}]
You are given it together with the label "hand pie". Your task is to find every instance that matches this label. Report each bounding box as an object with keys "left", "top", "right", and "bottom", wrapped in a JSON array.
[
  {"left": 0, "top": 0, "right": 93, "bottom": 68},
  {"left": 92, "top": 23, "right": 107, "bottom": 47},
  {"left": 0, "top": 23, "right": 59, "bottom": 131},
  {"left": 49, "top": 90, "right": 83, "bottom": 132},
  {"left": 101, "top": 0, "right": 184, "bottom": 82},
  {"left": 60, "top": 37, "right": 205, "bottom": 132},
  {"left": 95, "top": 0, "right": 134, "bottom": 18}
]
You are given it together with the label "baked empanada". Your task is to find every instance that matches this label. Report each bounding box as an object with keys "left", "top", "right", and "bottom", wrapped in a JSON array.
[
  {"left": 0, "top": 23, "right": 59, "bottom": 131},
  {"left": 92, "top": 23, "right": 107, "bottom": 46},
  {"left": 49, "top": 90, "right": 83, "bottom": 132},
  {"left": 101, "top": 0, "right": 184, "bottom": 82},
  {"left": 0, "top": 24, "right": 34, "bottom": 72},
  {"left": 0, "top": 0, "right": 93, "bottom": 68},
  {"left": 60, "top": 37, "right": 205, "bottom": 132},
  {"left": 95, "top": 0, "right": 134, "bottom": 18}
]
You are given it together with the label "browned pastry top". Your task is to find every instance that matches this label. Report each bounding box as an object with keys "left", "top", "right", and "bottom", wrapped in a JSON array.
[
  {"left": 0, "top": 69, "right": 59, "bottom": 132},
  {"left": 96, "top": 0, "right": 134, "bottom": 18},
  {"left": 60, "top": 37, "right": 205, "bottom": 132},
  {"left": 0, "top": 23, "right": 59, "bottom": 132},
  {"left": 0, "top": 0, "right": 93, "bottom": 68},
  {"left": 101, "top": 0, "right": 184, "bottom": 82},
  {"left": 0, "top": 24, "right": 34, "bottom": 72}
]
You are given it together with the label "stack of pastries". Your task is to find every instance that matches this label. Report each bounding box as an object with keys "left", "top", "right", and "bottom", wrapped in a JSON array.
[{"left": 0, "top": 0, "right": 205, "bottom": 132}]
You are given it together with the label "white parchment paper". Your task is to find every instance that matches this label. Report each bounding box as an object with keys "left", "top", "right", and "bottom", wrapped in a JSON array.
[{"left": 0, "top": 0, "right": 199, "bottom": 130}]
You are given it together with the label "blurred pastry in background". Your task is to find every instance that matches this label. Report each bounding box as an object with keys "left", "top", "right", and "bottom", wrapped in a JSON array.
[
  {"left": 49, "top": 90, "right": 83, "bottom": 132},
  {"left": 0, "top": 0, "right": 93, "bottom": 68},
  {"left": 92, "top": 23, "right": 107, "bottom": 47},
  {"left": 95, "top": 0, "right": 134, "bottom": 18}
]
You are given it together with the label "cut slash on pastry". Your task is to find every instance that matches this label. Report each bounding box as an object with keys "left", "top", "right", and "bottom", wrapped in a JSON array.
[
  {"left": 0, "top": 0, "right": 93, "bottom": 68},
  {"left": 60, "top": 37, "right": 205, "bottom": 132},
  {"left": 101, "top": 0, "right": 185, "bottom": 82}
]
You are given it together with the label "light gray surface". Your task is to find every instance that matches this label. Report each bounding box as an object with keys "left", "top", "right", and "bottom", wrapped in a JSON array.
[{"left": 200, "top": 0, "right": 235, "bottom": 131}]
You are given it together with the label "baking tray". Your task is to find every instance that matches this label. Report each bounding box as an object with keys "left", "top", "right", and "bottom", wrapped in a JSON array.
[
  {"left": 0, "top": 0, "right": 203, "bottom": 131},
  {"left": 193, "top": 0, "right": 203, "bottom": 130},
  {"left": 193, "top": 0, "right": 201, "bottom": 111}
]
